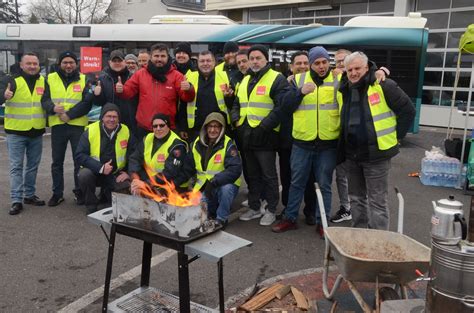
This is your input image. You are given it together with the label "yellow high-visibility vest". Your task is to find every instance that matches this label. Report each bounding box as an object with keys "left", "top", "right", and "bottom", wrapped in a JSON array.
[
  {"left": 185, "top": 70, "right": 230, "bottom": 128},
  {"left": 5, "top": 76, "right": 46, "bottom": 131},
  {"left": 236, "top": 68, "right": 280, "bottom": 131},
  {"left": 47, "top": 72, "right": 88, "bottom": 127},
  {"left": 87, "top": 121, "right": 130, "bottom": 172},
  {"left": 367, "top": 83, "right": 398, "bottom": 150},
  {"left": 143, "top": 131, "right": 185, "bottom": 176},
  {"left": 292, "top": 72, "right": 343, "bottom": 141},
  {"left": 192, "top": 135, "right": 241, "bottom": 191}
]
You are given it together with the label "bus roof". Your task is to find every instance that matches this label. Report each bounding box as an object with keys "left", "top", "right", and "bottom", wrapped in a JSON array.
[
  {"left": 148, "top": 15, "right": 236, "bottom": 25},
  {"left": 345, "top": 12, "right": 427, "bottom": 28}
]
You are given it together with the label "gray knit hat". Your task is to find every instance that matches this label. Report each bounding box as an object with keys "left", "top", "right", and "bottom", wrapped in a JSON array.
[{"left": 124, "top": 54, "right": 138, "bottom": 64}]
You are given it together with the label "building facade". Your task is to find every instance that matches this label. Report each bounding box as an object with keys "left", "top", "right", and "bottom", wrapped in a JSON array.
[
  {"left": 206, "top": 0, "right": 473, "bottom": 128},
  {"left": 108, "top": 0, "right": 205, "bottom": 24}
]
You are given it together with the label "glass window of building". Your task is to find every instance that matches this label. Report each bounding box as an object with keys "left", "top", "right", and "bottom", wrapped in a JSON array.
[
  {"left": 417, "top": 0, "right": 451, "bottom": 10},
  {"left": 315, "top": 8, "right": 340, "bottom": 17},
  {"left": 428, "top": 32, "right": 447, "bottom": 49},
  {"left": 445, "top": 52, "right": 474, "bottom": 68},
  {"left": 291, "top": 18, "right": 314, "bottom": 25},
  {"left": 447, "top": 32, "right": 465, "bottom": 48},
  {"left": 424, "top": 71, "right": 443, "bottom": 86},
  {"left": 426, "top": 52, "right": 445, "bottom": 68},
  {"left": 423, "top": 89, "right": 441, "bottom": 105},
  {"left": 291, "top": 8, "right": 314, "bottom": 18},
  {"left": 249, "top": 9, "right": 269, "bottom": 22},
  {"left": 424, "top": 13, "right": 449, "bottom": 29},
  {"left": 270, "top": 8, "right": 290, "bottom": 19},
  {"left": 452, "top": 0, "right": 474, "bottom": 8},
  {"left": 449, "top": 11, "right": 474, "bottom": 29},
  {"left": 368, "top": 0, "right": 394, "bottom": 13},
  {"left": 316, "top": 17, "right": 339, "bottom": 26},
  {"left": 341, "top": 2, "right": 368, "bottom": 15},
  {"left": 443, "top": 71, "right": 472, "bottom": 88}
]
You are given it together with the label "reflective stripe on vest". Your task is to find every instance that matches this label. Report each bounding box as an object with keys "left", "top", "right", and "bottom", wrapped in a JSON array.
[
  {"left": 185, "top": 70, "right": 230, "bottom": 128},
  {"left": 5, "top": 76, "right": 46, "bottom": 131},
  {"left": 144, "top": 131, "right": 184, "bottom": 176},
  {"left": 87, "top": 121, "right": 130, "bottom": 172},
  {"left": 47, "top": 72, "right": 88, "bottom": 127},
  {"left": 237, "top": 68, "right": 280, "bottom": 131},
  {"left": 192, "top": 136, "right": 241, "bottom": 191},
  {"left": 292, "top": 72, "right": 342, "bottom": 141},
  {"left": 367, "top": 83, "right": 398, "bottom": 150}
]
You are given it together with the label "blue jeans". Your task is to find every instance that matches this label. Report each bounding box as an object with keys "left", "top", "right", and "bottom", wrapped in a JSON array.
[
  {"left": 6, "top": 134, "right": 43, "bottom": 203},
  {"left": 285, "top": 144, "right": 337, "bottom": 223},
  {"left": 202, "top": 183, "right": 239, "bottom": 222}
]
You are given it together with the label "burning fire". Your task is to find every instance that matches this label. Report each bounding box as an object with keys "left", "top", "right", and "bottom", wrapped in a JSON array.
[{"left": 135, "top": 167, "right": 202, "bottom": 207}]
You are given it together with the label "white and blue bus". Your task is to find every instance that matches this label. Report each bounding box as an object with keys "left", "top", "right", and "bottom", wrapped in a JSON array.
[{"left": 0, "top": 14, "right": 428, "bottom": 131}]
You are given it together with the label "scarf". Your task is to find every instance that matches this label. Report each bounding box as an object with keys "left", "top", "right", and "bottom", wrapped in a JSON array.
[{"left": 147, "top": 59, "right": 171, "bottom": 83}]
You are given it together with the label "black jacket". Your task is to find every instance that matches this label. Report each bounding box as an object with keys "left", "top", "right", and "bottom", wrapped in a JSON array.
[
  {"left": 230, "top": 64, "right": 289, "bottom": 150},
  {"left": 128, "top": 132, "right": 189, "bottom": 186},
  {"left": 185, "top": 135, "right": 242, "bottom": 190},
  {"left": 95, "top": 67, "right": 138, "bottom": 135},
  {"left": 337, "top": 62, "right": 416, "bottom": 163},
  {"left": 75, "top": 123, "right": 136, "bottom": 174}
]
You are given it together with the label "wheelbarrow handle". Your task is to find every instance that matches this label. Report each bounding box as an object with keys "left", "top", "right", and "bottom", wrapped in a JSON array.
[{"left": 395, "top": 186, "right": 404, "bottom": 234}]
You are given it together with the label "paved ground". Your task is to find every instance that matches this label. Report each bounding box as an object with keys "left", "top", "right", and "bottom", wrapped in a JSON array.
[{"left": 0, "top": 126, "right": 471, "bottom": 312}]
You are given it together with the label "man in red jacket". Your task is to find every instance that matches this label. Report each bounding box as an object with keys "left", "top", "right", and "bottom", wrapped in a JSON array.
[{"left": 116, "top": 43, "right": 195, "bottom": 140}]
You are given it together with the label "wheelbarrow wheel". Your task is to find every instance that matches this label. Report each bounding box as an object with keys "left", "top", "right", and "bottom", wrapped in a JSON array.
[{"left": 376, "top": 287, "right": 400, "bottom": 308}]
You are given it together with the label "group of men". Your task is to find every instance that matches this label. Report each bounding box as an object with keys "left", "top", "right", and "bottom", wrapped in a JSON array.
[{"left": 2, "top": 41, "right": 415, "bottom": 234}]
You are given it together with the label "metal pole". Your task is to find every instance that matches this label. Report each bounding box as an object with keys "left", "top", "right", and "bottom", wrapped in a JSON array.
[
  {"left": 14, "top": 0, "right": 19, "bottom": 23},
  {"left": 218, "top": 259, "right": 225, "bottom": 313},
  {"left": 178, "top": 252, "right": 191, "bottom": 312},
  {"left": 102, "top": 223, "right": 117, "bottom": 312},
  {"left": 140, "top": 242, "right": 152, "bottom": 287}
]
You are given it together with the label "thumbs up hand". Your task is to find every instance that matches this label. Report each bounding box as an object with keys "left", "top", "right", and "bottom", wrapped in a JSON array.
[
  {"left": 115, "top": 76, "right": 123, "bottom": 93},
  {"left": 180, "top": 77, "right": 191, "bottom": 91},
  {"left": 4, "top": 82, "right": 13, "bottom": 100},
  {"left": 94, "top": 80, "right": 102, "bottom": 96},
  {"left": 103, "top": 159, "right": 113, "bottom": 175},
  {"left": 222, "top": 84, "right": 234, "bottom": 97}
]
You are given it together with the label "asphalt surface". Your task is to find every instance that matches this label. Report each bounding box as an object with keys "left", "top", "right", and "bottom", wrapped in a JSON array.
[{"left": 0, "top": 126, "right": 471, "bottom": 312}]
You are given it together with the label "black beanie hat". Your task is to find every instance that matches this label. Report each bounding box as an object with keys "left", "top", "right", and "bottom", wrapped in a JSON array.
[
  {"left": 175, "top": 42, "right": 192, "bottom": 57},
  {"left": 151, "top": 113, "right": 170, "bottom": 126},
  {"left": 58, "top": 51, "right": 78, "bottom": 64},
  {"left": 223, "top": 41, "right": 239, "bottom": 55},
  {"left": 100, "top": 102, "right": 121, "bottom": 120},
  {"left": 247, "top": 44, "right": 269, "bottom": 61}
]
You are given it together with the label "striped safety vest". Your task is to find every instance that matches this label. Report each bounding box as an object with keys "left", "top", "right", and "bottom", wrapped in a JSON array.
[
  {"left": 192, "top": 135, "right": 241, "bottom": 191},
  {"left": 292, "top": 72, "right": 343, "bottom": 141},
  {"left": 87, "top": 121, "right": 130, "bottom": 173},
  {"left": 236, "top": 68, "right": 280, "bottom": 131},
  {"left": 143, "top": 131, "right": 186, "bottom": 176},
  {"left": 185, "top": 70, "right": 230, "bottom": 128},
  {"left": 47, "top": 72, "right": 88, "bottom": 127},
  {"left": 5, "top": 76, "right": 46, "bottom": 131},
  {"left": 367, "top": 83, "right": 398, "bottom": 150}
]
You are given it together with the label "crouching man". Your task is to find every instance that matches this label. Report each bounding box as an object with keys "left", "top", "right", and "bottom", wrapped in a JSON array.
[
  {"left": 75, "top": 103, "right": 135, "bottom": 214},
  {"left": 186, "top": 112, "right": 242, "bottom": 227}
]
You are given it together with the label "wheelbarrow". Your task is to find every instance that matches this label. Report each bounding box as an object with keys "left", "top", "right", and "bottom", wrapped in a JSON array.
[{"left": 316, "top": 185, "right": 431, "bottom": 312}]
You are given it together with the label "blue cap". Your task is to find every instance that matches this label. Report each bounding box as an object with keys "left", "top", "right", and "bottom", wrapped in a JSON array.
[{"left": 308, "top": 46, "right": 330, "bottom": 64}]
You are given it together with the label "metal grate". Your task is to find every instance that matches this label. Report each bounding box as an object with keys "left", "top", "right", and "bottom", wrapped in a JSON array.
[{"left": 115, "top": 287, "right": 216, "bottom": 313}]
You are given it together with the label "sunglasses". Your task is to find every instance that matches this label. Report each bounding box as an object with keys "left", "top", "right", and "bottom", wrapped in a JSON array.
[{"left": 153, "top": 123, "right": 167, "bottom": 129}]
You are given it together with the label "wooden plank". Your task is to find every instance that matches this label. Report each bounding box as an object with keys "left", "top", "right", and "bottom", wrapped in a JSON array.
[
  {"left": 275, "top": 285, "right": 291, "bottom": 300},
  {"left": 239, "top": 283, "right": 285, "bottom": 311},
  {"left": 291, "top": 286, "right": 309, "bottom": 310}
]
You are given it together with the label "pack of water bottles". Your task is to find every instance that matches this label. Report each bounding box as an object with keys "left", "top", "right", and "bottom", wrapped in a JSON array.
[{"left": 420, "top": 147, "right": 465, "bottom": 188}]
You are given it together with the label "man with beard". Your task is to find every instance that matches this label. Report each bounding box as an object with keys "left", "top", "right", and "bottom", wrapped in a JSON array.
[
  {"left": 42, "top": 51, "right": 94, "bottom": 207},
  {"left": 173, "top": 42, "right": 197, "bottom": 75},
  {"left": 231, "top": 44, "right": 288, "bottom": 227},
  {"left": 216, "top": 41, "right": 239, "bottom": 82},
  {"left": 1, "top": 52, "right": 47, "bottom": 215},
  {"left": 124, "top": 54, "right": 139, "bottom": 75},
  {"left": 116, "top": 43, "right": 195, "bottom": 141},
  {"left": 94, "top": 50, "right": 138, "bottom": 138},
  {"left": 272, "top": 46, "right": 342, "bottom": 235},
  {"left": 178, "top": 51, "right": 233, "bottom": 142}
]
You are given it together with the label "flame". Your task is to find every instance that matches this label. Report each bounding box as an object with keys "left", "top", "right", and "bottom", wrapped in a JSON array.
[{"left": 136, "top": 166, "right": 202, "bottom": 207}]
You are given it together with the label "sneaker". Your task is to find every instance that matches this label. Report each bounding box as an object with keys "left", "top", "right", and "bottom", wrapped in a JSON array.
[
  {"left": 240, "top": 199, "right": 249, "bottom": 207},
  {"left": 48, "top": 195, "right": 64, "bottom": 207},
  {"left": 330, "top": 206, "right": 352, "bottom": 223},
  {"left": 272, "top": 219, "right": 297, "bottom": 233},
  {"left": 215, "top": 219, "right": 228, "bottom": 230},
  {"left": 259, "top": 211, "right": 276, "bottom": 226},
  {"left": 23, "top": 195, "right": 45, "bottom": 206},
  {"left": 239, "top": 209, "right": 263, "bottom": 221},
  {"left": 316, "top": 223, "right": 325, "bottom": 239}
]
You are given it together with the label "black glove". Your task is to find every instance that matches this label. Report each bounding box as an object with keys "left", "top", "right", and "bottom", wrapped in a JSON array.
[
  {"left": 203, "top": 180, "right": 216, "bottom": 201},
  {"left": 251, "top": 125, "right": 268, "bottom": 147}
]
